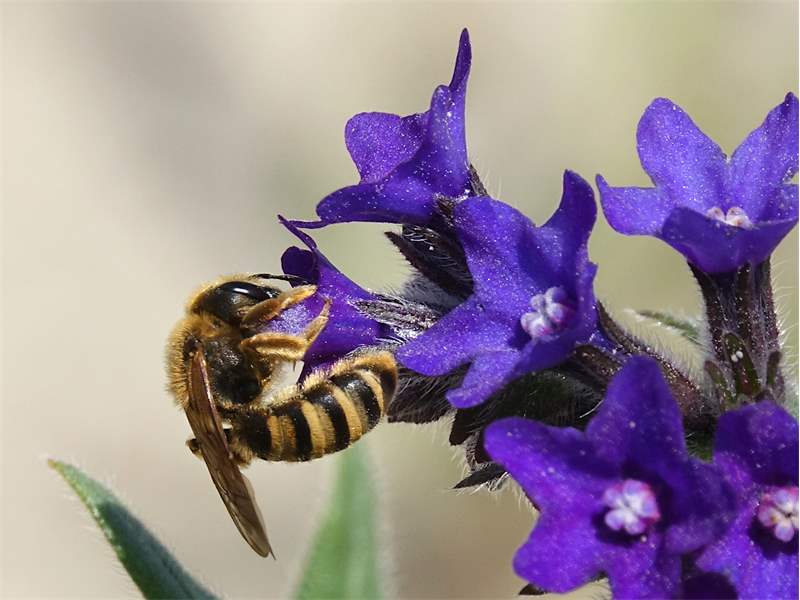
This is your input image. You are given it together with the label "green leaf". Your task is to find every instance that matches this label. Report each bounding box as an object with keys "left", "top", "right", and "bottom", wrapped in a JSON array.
[
  {"left": 49, "top": 459, "right": 216, "bottom": 600},
  {"left": 294, "top": 446, "right": 381, "bottom": 600},
  {"left": 634, "top": 310, "right": 701, "bottom": 346}
]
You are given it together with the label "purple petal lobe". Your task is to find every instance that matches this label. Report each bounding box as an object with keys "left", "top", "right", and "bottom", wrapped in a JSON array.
[
  {"left": 714, "top": 401, "right": 799, "bottom": 491},
  {"left": 730, "top": 92, "right": 799, "bottom": 218},
  {"left": 606, "top": 550, "right": 680, "bottom": 600},
  {"left": 485, "top": 360, "right": 735, "bottom": 598},
  {"left": 636, "top": 98, "right": 727, "bottom": 210},
  {"left": 302, "top": 30, "right": 472, "bottom": 228},
  {"left": 596, "top": 177, "right": 671, "bottom": 236},
  {"left": 540, "top": 171, "right": 598, "bottom": 256},
  {"left": 586, "top": 358, "right": 735, "bottom": 553},
  {"left": 484, "top": 417, "right": 612, "bottom": 514},
  {"left": 444, "top": 351, "right": 518, "bottom": 408},
  {"left": 313, "top": 178, "right": 437, "bottom": 226},
  {"left": 264, "top": 219, "right": 384, "bottom": 374},
  {"left": 515, "top": 512, "right": 608, "bottom": 593},
  {"left": 698, "top": 402, "right": 799, "bottom": 599},
  {"left": 397, "top": 298, "right": 515, "bottom": 377},
  {"left": 660, "top": 206, "right": 798, "bottom": 273},
  {"left": 598, "top": 95, "right": 799, "bottom": 272},
  {"left": 449, "top": 29, "right": 472, "bottom": 96},
  {"left": 586, "top": 357, "right": 685, "bottom": 467},
  {"left": 400, "top": 174, "right": 598, "bottom": 407},
  {"left": 345, "top": 112, "right": 426, "bottom": 183},
  {"left": 698, "top": 506, "right": 798, "bottom": 600}
]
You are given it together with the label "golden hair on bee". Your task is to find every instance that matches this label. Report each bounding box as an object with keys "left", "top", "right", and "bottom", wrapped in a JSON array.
[
  {"left": 165, "top": 274, "right": 299, "bottom": 412},
  {"left": 226, "top": 351, "right": 397, "bottom": 465},
  {"left": 166, "top": 272, "right": 398, "bottom": 557}
]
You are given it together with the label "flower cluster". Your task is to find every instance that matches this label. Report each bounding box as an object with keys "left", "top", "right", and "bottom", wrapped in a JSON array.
[
  {"left": 259, "top": 30, "right": 797, "bottom": 598},
  {"left": 486, "top": 359, "right": 798, "bottom": 599}
]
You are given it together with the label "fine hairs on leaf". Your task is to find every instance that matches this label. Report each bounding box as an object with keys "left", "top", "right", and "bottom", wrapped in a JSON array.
[
  {"left": 48, "top": 459, "right": 217, "bottom": 600},
  {"left": 632, "top": 309, "right": 702, "bottom": 346},
  {"left": 294, "top": 445, "right": 382, "bottom": 600}
]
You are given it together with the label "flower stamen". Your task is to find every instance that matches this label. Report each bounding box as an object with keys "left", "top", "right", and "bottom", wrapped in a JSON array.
[
  {"left": 706, "top": 206, "right": 754, "bottom": 229},
  {"left": 756, "top": 486, "right": 798, "bottom": 542},
  {"left": 520, "top": 286, "right": 576, "bottom": 342},
  {"left": 602, "top": 479, "right": 661, "bottom": 535}
]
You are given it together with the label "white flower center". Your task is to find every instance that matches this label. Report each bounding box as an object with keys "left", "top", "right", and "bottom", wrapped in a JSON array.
[
  {"left": 520, "top": 286, "right": 575, "bottom": 342},
  {"left": 706, "top": 206, "right": 754, "bottom": 229},
  {"left": 757, "top": 486, "right": 798, "bottom": 543},
  {"left": 602, "top": 479, "right": 661, "bottom": 536}
]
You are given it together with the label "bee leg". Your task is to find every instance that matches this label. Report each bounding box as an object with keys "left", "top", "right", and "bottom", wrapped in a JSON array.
[
  {"left": 240, "top": 299, "right": 331, "bottom": 364},
  {"left": 186, "top": 437, "right": 201, "bottom": 456},
  {"left": 240, "top": 285, "right": 318, "bottom": 331},
  {"left": 186, "top": 431, "right": 252, "bottom": 466}
]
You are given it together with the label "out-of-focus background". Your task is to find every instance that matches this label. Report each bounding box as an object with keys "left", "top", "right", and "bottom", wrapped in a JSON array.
[{"left": 3, "top": 3, "right": 797, "bottom": 598}]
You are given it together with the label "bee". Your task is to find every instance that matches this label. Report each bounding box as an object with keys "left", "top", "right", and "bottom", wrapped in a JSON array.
[{"left": 166, "top": 274, "right": 397, "bottom": 556}]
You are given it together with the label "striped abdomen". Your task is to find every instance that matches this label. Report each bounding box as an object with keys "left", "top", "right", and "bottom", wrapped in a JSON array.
[{"left": 236, "top": 352, "right": 397, "bottom": 462}]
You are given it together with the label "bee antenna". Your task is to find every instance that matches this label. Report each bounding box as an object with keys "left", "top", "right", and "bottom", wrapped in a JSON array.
[{"left": 251, "top": 273, "right": 307, "bottom": 284}]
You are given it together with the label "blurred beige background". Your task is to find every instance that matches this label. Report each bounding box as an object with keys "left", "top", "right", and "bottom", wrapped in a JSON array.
[{"left": 2, "top": 2, "right": 797, "bottom": 599}]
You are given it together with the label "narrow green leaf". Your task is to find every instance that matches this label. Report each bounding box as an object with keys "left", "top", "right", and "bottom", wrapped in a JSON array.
[
  {"left": 49, "top": 459, "right": 216, "bottom": 600},
  {"left": 294, "top": 446, "right": 381, "bottom": 600},
  {"left": 634, "top": 310, "right": 701, "bottom": 346}
]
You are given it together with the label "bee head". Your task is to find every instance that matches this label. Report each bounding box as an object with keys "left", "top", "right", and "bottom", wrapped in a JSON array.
[
  {"left": 168, "top": 275, "right": 285, "bottom": 411},
  {"left": 193, "top": 277, "right": 283, "bottom": 328}
]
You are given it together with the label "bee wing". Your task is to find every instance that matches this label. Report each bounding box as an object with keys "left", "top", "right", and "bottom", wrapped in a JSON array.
[{"left": 185, "top": 348, "right": 273, "bottom": 558}]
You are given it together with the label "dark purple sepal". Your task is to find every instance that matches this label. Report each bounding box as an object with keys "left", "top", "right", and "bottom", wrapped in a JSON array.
[
  {"left": 397, "top": 171, "right": 598, "bottom": 408},
  {"left": 680, "top": 572, "right": 738, "bottom": 599},
  {"left": 484, "top": 358, "right": 735, "bottom": 599},
  {"left": 697, "top": 402, "right": 798, "bottom": 600},
  {"left": 297, "top": 29, "right": 472, "bottom": 228}
]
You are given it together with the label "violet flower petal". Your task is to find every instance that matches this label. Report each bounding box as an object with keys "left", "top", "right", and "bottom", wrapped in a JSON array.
[
  {"left": 699, "top": 506, "right": 797, "bottom": 600},
  {"left": 397, "top": 298, "right": 517, "bottom": 376},
  {"left": 485, "top": 419, "right": 614, "bottom": 591},
  {"left": 345, "top": 112, "right": 426, "bottom": 184},
  {"left": 397, "top": 172, "right": 598, "bottom": 408},
  {"left": 595, "top": 179, "right": 668, "bottom": 236},
  {"left": 660, "top": 206, "right": 798, "bottom": 274},
  {"left": 587, "top": 358, "right": 735, "bottom": 554},
  {"left": 598, "top": 94, "right": 799, "bottom": 273},
  {"left": 730, "top": 93, "right": 799, "bottom": 218},
  {"left": 445, "top": 351, "right": 520, "bottom": 408},
  {"left": 698, "top": 402, "right": 798, "bottom": 600},
  {"left": 713, "top": 402, "right": 798, "bottom": 488},
  {"left": 303, "top": 29, "right": 472, "bottom": 227},
  {"left": 605, "top": 549, "right": 680, "bottom": 600},
  {"left": 636, "top": 98, "right": 727, "bottom": 212},
  {"left": 261, "top": 218, "right": 384, "bottom": 376},
  {"left": 485, "top": 359, "right": 734, "bottom": 598}
]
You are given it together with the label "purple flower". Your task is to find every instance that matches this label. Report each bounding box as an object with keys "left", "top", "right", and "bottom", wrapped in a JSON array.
[
  {"left": 484, "top": 358, "right": 735, "bottom": 599},
  {"left": 697, "top": 401, "right": 798, "bottom": 599},
  {"left": 263, "top": 218, "right": 387, "bottom": 378},
  {"left": 397, "top": 171, "right": 598, "bottom": 408},
  {"left": 597, "top": 93, "right": 798, "bottom": 274},
  {"left": 296, "top": 29, "right": 473, "bottom": 228}
]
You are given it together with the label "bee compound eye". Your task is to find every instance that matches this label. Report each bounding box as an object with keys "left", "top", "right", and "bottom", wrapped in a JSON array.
[
  {"left": 198, "top": 282, "right": 282, "bottom": 325},
  {"left": 218, "top": 281, "right": 280, "bottom": 302}
]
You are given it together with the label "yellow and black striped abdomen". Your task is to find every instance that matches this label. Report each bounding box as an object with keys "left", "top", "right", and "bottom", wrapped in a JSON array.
[{"left": 235, "top": 352, "right": 397, "bottom": 462}]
